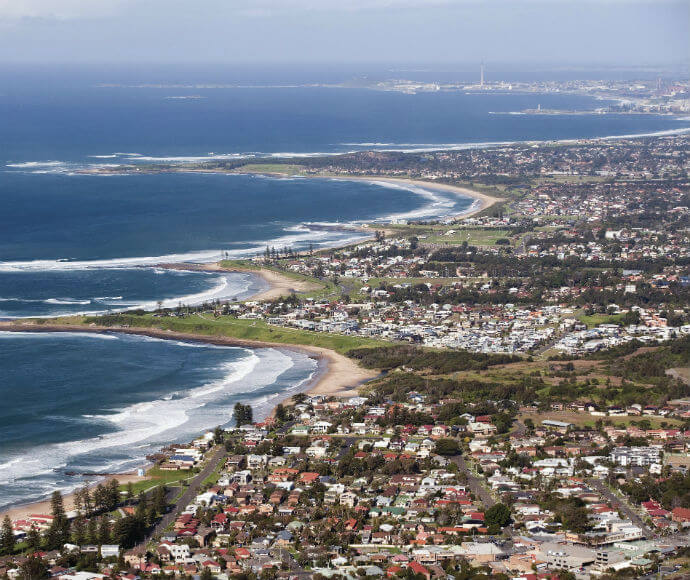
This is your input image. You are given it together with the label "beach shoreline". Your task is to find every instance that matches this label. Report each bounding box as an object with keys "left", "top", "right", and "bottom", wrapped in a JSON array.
[
  {"left": 178, "top": 170, "right": 501, "bottom": 223},
  {"left": 0, "top": 321, "right": 377, "bottom": 521},
  {"left": 0, "top": 322, "right": 376, "bottom": 398},
  {"left": 0, "top": 175, "right": 493, "bottom": 520},
  {"left": 157, "top": 262, "right": 324, "bottom": 302},
  {"left": 340, "top": 175, "right": 501, "bottom": 220},
  {"left": 156, "top": 174, "right": 500, "bottom": 302}
]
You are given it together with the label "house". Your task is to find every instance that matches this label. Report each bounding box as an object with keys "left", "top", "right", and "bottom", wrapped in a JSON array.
[
  {"left": 340, "top": 491, "right": 358, "bottom": 508},
  {"left": 408, "top": 561, "right": 431, "bottom": 580},
  {"left": 672, "top": 507, "right": 690, "bottom": 525}
]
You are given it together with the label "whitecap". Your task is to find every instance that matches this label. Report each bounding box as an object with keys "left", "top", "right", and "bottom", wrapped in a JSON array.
[
  {"left": 44, "top": 298, "right": 91, "bottom": 305},
  {"left": 6, "top": 160, "right": 66, "bottom": 168}
]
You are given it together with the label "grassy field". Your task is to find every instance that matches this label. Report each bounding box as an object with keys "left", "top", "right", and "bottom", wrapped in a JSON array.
[
  {"left": 535, "top": 175, "right": 609, "bottom": 185},
  {"left": 426, "top": 228, "right": 513, "bottom": 246},
  {"left": 120, "top": 467, "right": 194, "bottom": 495},
  {"left": 577, "top": 312, "right": 625, "bottom": 328},
  {"left": 234, "top": 163, "right": 305, "bottom": 175},
  {"left": 79, "top": 312, "right": 384, "bottom": 354},
  {"left": 381, "top": 223, "right": 515, "bottom": 247},
  {"left": 519, "top": 410, "right": 684, "bottom": 429}
]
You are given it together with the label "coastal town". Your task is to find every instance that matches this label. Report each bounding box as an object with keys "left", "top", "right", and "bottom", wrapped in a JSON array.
[{"left": 2, "top": 132, "right": 689, "bottom": 580}]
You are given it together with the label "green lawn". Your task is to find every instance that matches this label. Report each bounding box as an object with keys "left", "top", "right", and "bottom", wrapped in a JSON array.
[
  {"left": 378, "top": 223, "right": 515, "bottom": 247},
  {"left": 233, "top": 163, "right": 305, "bottom": 175},
  {"left": 120, "top": 467, "right": 195, "bottom": 495},
  {"left": 577, "top": 313, "right": 625, "bottom": 328},
  {"left": 77, "top": 312, "right": 383, "bottom": 354},
  {"left": 426, "top": 228, "right": 514, "bottom": 246}
]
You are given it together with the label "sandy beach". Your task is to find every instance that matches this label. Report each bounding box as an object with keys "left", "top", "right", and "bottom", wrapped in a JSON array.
[
  {"left": 158, "top": 262, "right": 323, "bottom": 302},
  {"left": 0, "top": 472, "right": 147, "bottom": 523},
  {"left": 320, "top": 175, "right": 502, "bottom": 220}
]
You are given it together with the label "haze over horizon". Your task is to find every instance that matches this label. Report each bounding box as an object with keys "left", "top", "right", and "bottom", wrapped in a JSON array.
[{"left": 0, "top": 0, "right": 687, "bottom": 68}]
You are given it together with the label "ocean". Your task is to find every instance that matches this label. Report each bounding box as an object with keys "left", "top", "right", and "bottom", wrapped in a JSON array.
[
  {"left": 0, "top": 331, "right": 318, "bottom": 512},
  {"left": 1, "top": 65, "right": 688, "bottom": 509}
]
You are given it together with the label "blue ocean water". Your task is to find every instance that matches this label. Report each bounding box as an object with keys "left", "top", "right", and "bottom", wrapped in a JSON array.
[
  {"left": 0, "top": 331, "right": 318, "bottom": 511},
  {"left": 1, "top": 66, "right": 688, "bottom": 509},
  {"left": 0, "top": 270, "right": 265, "bottom": 318},
  {"left": 2, "top": 72, "right": 687, "bottom": 316}
]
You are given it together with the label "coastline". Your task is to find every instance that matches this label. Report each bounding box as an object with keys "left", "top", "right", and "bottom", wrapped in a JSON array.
[
  {"left": 333, "top": 175, "right": 501, "bottom": 220},
  {"left": 191, "top": 170, "right": 501, "bottom": 222},
  {"left": 0, "top": 322, "right": 377, "bottom": 398},
  {"left": 152, "top": 175, "right": 499, "bottom": 302},
  {"left": 0, "top": 322, "right": 377, "bottom": 521},
  {"left": 0, "top": 472, "right": 147, "bottom": 523},
  {"left": 158, "top": 262, "right": 323, "bottom": 302},
  {"left": 0, "top": 175, "right": 493, "bottom": 520}
]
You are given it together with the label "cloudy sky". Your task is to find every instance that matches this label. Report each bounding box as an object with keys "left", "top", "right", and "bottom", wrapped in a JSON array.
[{"left": 0, "top": 0, "right": 687, "bottom": 65}]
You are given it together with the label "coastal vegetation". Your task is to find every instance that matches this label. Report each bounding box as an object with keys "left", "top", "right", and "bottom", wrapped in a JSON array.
[{"left": 346, "top": 344, "right": 520, "bottom": 373}]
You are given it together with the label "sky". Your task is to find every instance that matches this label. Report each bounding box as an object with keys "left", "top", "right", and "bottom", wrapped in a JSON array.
[{"left": 0, "top": 0, "right": 687, "bottom": 67}]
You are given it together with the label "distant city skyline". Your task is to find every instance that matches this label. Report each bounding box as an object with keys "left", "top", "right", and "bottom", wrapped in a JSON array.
[{"left": 0, "top": 0, "right": 687, "bottom": 66}]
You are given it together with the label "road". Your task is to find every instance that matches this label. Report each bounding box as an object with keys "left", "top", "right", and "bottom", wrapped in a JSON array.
[
  {"left": 587, "top": 478, "right": 653, "bottom": 539},
  {"left": 136, "top": 445, "right": 226, "bottom": 550},
  {"left": 450, "top": 454, "right": 496, "bottom": 510}
]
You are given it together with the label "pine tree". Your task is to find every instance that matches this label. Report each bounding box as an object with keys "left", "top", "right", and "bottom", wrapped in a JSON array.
[
  {"left": 87, "top": 518, "right": 98, "bottom": 544},
  {"left": 126, "top": 482, "right": 134, "bottom": 505},
  {"left": 46, "top": 491, "right": 70, "bottom": 549},
  {"left": 106, "top": 479, "right": 120, "bottom": 510},
  {"left": 27, "top": 525, "right": 41, "bottom": 551},
  {"left": 73, "top": 488, "right": 83, "bottom": 515},
  {"left": 153, "top": 486, "right": 167, "bottom": 515},
  {"left": 72, "top": 517, "right": 87, "bottom": 546},
  {"left": 82, "top": 486, "right": 93, "bottom": 516},
  {"left": 233, "top": 402, "right": 253, "bottom": 426},
  {"left": 1, "top": 515, "right": 15, "bottom": 555},
  {"left": 98, "top": 518, "right": 111, "bottom": 546},
  {"left": 93, "top": 484, "right": 107, "bottom": 513}
]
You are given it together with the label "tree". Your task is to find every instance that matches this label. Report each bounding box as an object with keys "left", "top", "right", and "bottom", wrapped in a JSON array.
[
  {"left": 434, "top": 438, "right": 460, "bottom": 456},
  {"left": 46, "top": 491, "right": 70, "bottom": 549},
  {"left": 98, "top": 518, "right": 111, "bottom": 546},
  {"left": 1, "top": 515, "right": 15, "bottom": 555},
  {"left": 72, "top": 517, "right": 87, "bottom": 546},
  {"left": 275, "top": 403, "right": 287, "bottom": 422},
  {"left": 484, "top": 503, "right": 512, "bottom": 530},
  {"left": 106, "top": 479, "right": 120, "bottom": 511},
  {"left": 233, "top": 403, "right": 253, "bottom": 426},
  {"left": 27, "top": 526, "right": 41, "bottom": 551},
  {"left": 81, "top": 486, "right": 93, "bottom": 516},
  {"left": 112, "top": 515, "right": 145, "bottom": 549},
  {"left": 153, "top": 485, "right": 168, "bottom": 515},
  {"left": 93, "top": 484, "right": 108, "bottom": 513},
  {"left": 292, "top": 393, "right": 308, "bottom": 405},
  {"left": 126, "top": 482, "right": 134, "bottom": 504}
]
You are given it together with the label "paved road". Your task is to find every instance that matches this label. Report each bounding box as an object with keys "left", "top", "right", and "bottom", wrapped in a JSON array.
[
  {"left": 512, "top": 419, "right": 527, "bottom": 438},
  {"left": 450, "top": 454, "right": 496, "bottom": 510},
  {"left": 136, "top": 445, "right": 226, "bottom": 550},
  {"left": 587, "top": 478, "right": 653, "bottom": 539}
]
